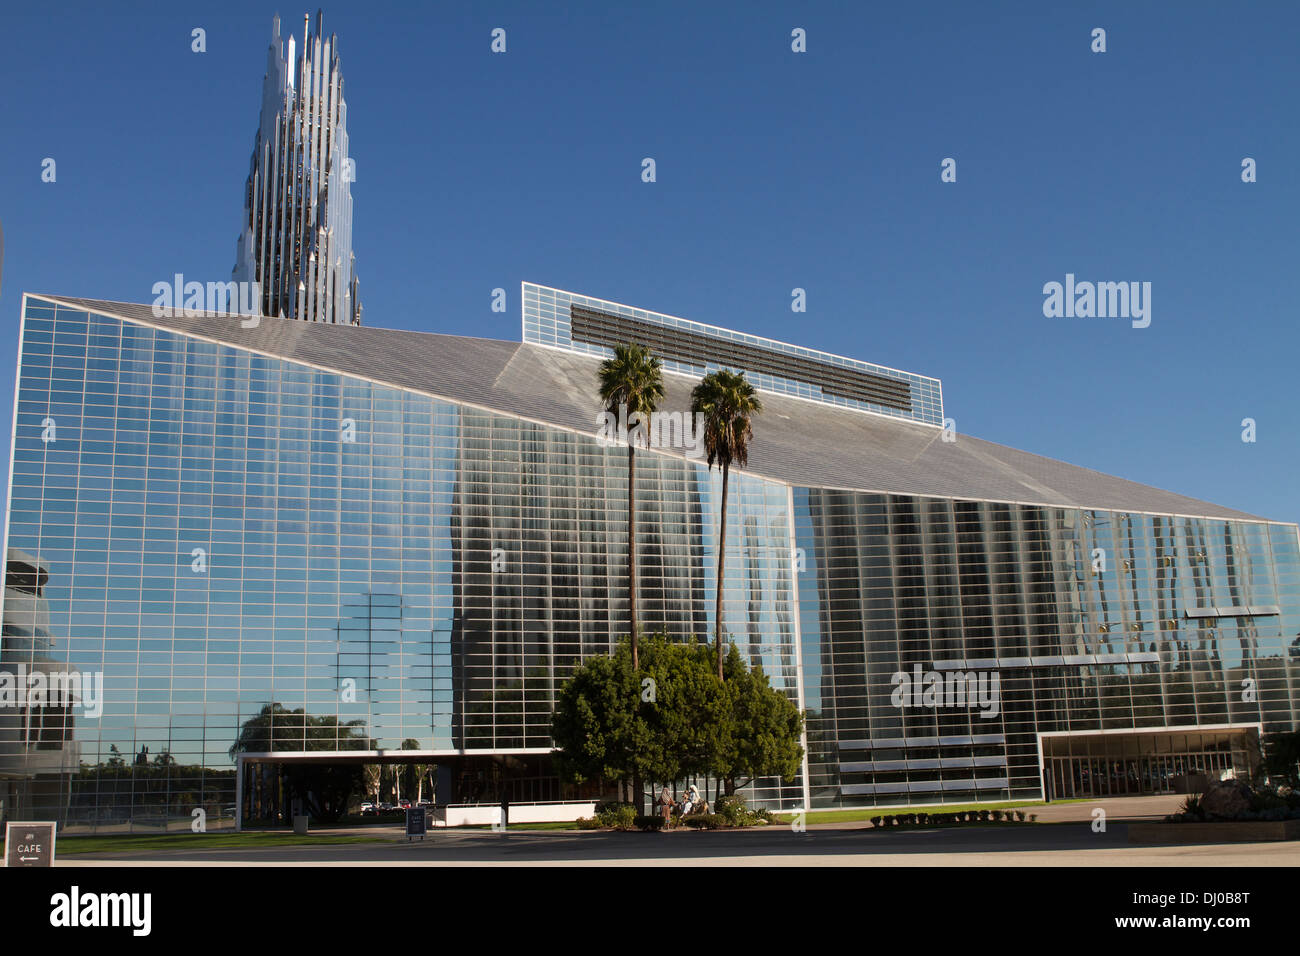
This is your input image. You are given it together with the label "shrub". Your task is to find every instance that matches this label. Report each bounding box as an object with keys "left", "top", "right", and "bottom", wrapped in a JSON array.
[
  {"left": 715, "top": 794, "right": 751, "bottom": 827},
  {"left": 576, "top": 816, "right": 603, "bottom": 830},
  {"left": 635, "top": 814, "right": 666, "bottom": 831},
  {"left": 990, "top": 810, "right": 1003, "bottom": 821},
  {"left": 684, "top": 813, "right": 722, "bottom": 829},
  {"left": 870, "top": 815, "right": 882, "bottom": 828},
  {"left": 594, "top": 801, "right": 638, "bottom": 830},
  {"left": 1015, "top": 810, "right": 1026, "bottom": 822},
  {"left": 1167, "top": 785, "right": 1300, "bottom": 823},
  {"left": 712, "top": 794, "right": 770, "bottom": 828}
]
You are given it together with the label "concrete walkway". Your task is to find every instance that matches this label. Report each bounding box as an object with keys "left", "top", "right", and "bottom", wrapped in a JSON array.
[
  {"left": 59, "top": 821, "right": 1299, "bottom": 866},
  {"left": 1029, "top": 794, "right": 1184, "bottom": 824}
]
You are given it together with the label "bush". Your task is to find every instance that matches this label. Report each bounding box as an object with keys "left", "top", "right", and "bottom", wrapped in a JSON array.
[
  {"left": 593, "top": 801, "right": 638, "bottom": 830},
  {"left": 714, "top": 793, "right": 766, "bottom": 828},
  {"left": 870, "top": 815, "right": 882, "bottom": 828},
  {"left": 576, "top": 816, "right": 603, "bottom": 830},
  {"left": 1166, "top": 784, "right": 1300, "bottom": 823},
  {"left": 684, "top": 813, "right": 722, "bottom": 829},
  {"left": 635, "top": 814, "right": 666, "bottom": 831},
  {"left": 715, "top": 794, "right": 748, "bottom": 827}
]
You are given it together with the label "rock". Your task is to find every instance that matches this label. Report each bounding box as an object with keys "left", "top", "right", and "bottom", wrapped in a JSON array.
[{"left": 1199, "top": 779, "right": 1253, "bottom": 819}]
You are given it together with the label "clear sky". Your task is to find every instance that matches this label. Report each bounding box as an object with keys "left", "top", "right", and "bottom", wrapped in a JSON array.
[{"left": 0, "top": 0, "right": 1296, "bottom": 526}]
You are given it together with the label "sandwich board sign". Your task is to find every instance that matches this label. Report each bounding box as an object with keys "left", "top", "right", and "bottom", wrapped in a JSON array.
[
  {"left": 5, "top": 821, "right": 56, "bottom": 867},
  {"left": 405, "top": 806, "right": 427, "bottom": 841}
]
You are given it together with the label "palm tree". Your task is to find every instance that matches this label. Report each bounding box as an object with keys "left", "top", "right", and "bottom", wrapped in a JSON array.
[
  {"left": 691, "top": 369, "right": 762, "bottom": 680},
  {"left": 597, "top": 343, "right": 665, "bottom": 670}
]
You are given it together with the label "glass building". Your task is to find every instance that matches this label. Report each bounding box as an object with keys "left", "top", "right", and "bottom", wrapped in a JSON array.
[{"left": 2, "top": 288, "right": 1297, "bottom": 829}]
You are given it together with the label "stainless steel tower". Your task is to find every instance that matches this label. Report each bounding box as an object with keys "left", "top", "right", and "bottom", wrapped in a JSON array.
[{"left": 233, "top": 12, "right": 362, "bottom": 326}]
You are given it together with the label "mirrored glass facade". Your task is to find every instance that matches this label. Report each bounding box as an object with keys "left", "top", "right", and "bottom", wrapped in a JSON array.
[
  {"left": 795, "top": 490, "right": 1300, "bottom": 806},
  {"left": 0, "top": 298, "right": 800, "bottom": 828},
  {"left": 2, "top": 293, "right": 1297, "bottom": 829}
]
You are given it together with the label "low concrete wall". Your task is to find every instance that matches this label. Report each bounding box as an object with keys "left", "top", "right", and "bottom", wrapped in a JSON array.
[
  {"left": 1128, "top": 819, "right": 1300, "bottom": 844},
  {"left": 438, "top": 801, "right": 597, "bottom": 827}
]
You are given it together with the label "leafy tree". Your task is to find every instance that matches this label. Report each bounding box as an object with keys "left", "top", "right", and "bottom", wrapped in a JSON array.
[
  {"left": 551, "top": 635, "right": 801, "bottom": 803},
  {"left": 713, "top": 645, "right": 804, "bottom": 795},
  {"left": 551, "top": 637, "right": 649, "bottom": 789},
  {"left": 631, "top": 636, "right": 730, "bottom": 786},
  {"left": 691, "top": 369, "right": 762, "bottom": 680},
  {"left": 597, "top": 342, "right": 665, "bottom": 671}
]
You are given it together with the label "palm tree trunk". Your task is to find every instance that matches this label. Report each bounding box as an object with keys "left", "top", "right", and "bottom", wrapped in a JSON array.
[
  {"left": 628, "top": 444, "right": 642, "bottom": 809},
  {"left": 628, "top": 443, "right": 638, "bottom": 669},
  {"left": 716, "top": 463, "right": 729, "bottom": 681}
]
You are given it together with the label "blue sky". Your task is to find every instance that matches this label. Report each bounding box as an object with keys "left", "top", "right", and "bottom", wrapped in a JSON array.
[{"left": 1, "top": 0, "right": 1296, "bottom": 525}]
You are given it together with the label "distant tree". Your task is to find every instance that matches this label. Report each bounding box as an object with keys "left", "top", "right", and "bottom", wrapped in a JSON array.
[
  {"left": 282, "top": 763, "right": 364, "bottom": 824},
  {"left": 229, "top": 703, "right": 374, "bottom": 823},
  {"left": 691, "top": 369, "right": 762, "bottom": 680},
  {"left": 228, "top": 702, "right": 370, "bottom": 757},
  {"left": 398, "top": 738, "right": 424, "bottom": 802},
  {"left": 362, "top": 764, "right": 383, "bottom": 808}
]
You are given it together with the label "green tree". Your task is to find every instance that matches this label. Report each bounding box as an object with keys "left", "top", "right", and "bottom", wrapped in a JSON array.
[
  {"left": 713, "top": 645, "right": 804, "bottom": 795},
  {"left": 551, "top": 637, "right": 648, "bottom": 791},
  {"left": 691, "top": 369, "right": 763, "bottom": 680},
  {"left": 630, "top": 635, "right": 729, "bottom": 786},
  {"left": 597, "top": 342, "right": 665, "bottom": 671},
  {"left": 551, "top": 635, "right": 801, "bottom": 804}
]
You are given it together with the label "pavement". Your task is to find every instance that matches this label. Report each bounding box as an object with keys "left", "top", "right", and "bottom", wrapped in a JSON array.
[{"left": 56, "top": 795, "right": 1299, "bottom": 866}]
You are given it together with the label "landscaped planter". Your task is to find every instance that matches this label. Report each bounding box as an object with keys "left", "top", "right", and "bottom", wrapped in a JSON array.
[{"left": 1128, "top": 820, "right": 1300, "bottom": 844}]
